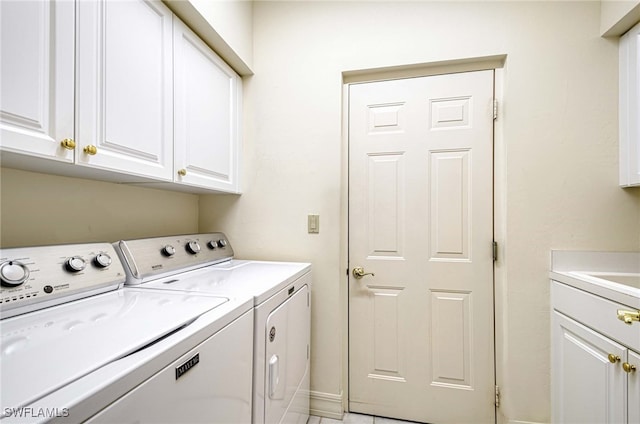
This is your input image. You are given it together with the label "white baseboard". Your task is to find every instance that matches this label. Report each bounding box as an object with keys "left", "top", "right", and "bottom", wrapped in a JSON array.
[
  {"left": 310, "top": 390, "right": 344, "bottom": 420},
  {"left": 507, "top": 421, "right": 548, "bottom": 424}
]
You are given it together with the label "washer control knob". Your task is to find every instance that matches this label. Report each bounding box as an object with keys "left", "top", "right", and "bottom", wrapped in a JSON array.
[
  {"left": 207, "top": 241, "right": 217, "bottom": 250},
  {"left": 217, "top": 239, "right": 228, "bottom": 248},
  {"left": 65, "top": 256, "right": 86, "bottom": 273},
  {"left": 186, "top": 241, "right": 201, "bottom": 255},
  {"left": 161, "top": 245, "right": 176, "bottom": 257},
  {"left": 0, "top": 261, "right": 30, "bottom": 287},
  {"left": 93, "top": 253, "right": 112, "bottom": 268}
]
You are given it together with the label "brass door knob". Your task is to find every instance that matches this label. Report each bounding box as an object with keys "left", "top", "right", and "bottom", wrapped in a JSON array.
[
  {"left": 623, "top": 362, "right": 637, "bottom": 373},
  {"left": 83, "top": 145, "right": 98, "bottom": 155},
  {"left": 177, "top": 169, "right": 187, "bottom": 177},
  {"left": 60, "top": 138, "right": 76, "bottom": 150},
  {"left": 352, "top": 267, "right": 375, "bottom": 279},
  {"left": 608, "top": 354, "right": 621, "bottom": 364}
]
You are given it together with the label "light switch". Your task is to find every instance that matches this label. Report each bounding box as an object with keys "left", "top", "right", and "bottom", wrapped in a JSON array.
[{"left": 308, "top": 214, "right": 319, "bottom": 234}]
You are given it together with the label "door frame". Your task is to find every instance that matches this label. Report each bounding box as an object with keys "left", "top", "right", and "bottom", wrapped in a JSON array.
[{"left": 339, "top": 56, "right": 507, "bottom": 422}]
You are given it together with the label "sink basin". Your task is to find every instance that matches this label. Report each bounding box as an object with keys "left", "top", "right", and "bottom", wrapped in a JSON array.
[
  {"left": 583, "top": 273, "right": 640, "bottom": 289},
  {"left": 568, "top": 271, "right": 640, "bottom": 291}
]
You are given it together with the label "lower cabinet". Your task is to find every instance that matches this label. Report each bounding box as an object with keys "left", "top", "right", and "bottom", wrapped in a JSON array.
[
  {"left": 552, "top": 282, "right": 639, "bottom": 423},
  {"left": 630, "top": 349, "right": 640, "bottom": 424}
]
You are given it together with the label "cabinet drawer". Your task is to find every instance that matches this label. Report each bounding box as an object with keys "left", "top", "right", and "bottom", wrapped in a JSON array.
[{"left": 551, "top": 280, "right": 640, "bottom": 351}]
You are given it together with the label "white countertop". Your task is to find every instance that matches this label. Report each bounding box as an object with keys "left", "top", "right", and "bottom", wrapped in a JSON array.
[{"left": 550, "top": 250, "right": 640, "bottom": 309}]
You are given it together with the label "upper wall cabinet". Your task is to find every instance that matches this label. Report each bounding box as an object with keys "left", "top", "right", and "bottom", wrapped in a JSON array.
[
  {"left": 0, "top": 0, "right": 242, "bottom": 194},
  {"left": 620, "top": 21, "right": 640, "bottom": 187},
  {"left": 76, "top": 0, "right": 174, "bottom": 181},
  {"left": 0, "top": 0, "right": 75, "bottom": 163},
  {"left": 173, "top": 18, "right": 241, "bottom": 193}
]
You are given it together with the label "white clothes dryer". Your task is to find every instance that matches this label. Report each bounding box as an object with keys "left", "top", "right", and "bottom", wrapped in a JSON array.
[
  {"left": 116, "top": 232, "right": 312, "bottom": 424},
  {"left": 0, "top": 242, "right": 253, "bottom": 424}
]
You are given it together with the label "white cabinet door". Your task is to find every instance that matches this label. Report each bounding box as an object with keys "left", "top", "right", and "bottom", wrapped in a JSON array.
[
  {"left": 552, "top": 311, "right": 626, "bottom": 424},
  {"left": 629, "top": 350, "right": 640, "bottom": 424},
  {"left": 0, "top": 0, "right": 74, "bottom": 163},
  {"left": 173, "top": 18, "right": 241, "bottom": 193},
  {"left": 76, "top": 0, "right": 173, "bottom": 181},
  {"left": 620, "top": 21, "right": 640, "bottom": 187}
]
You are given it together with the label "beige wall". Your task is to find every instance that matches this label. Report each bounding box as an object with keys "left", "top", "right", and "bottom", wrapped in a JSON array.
[
  {"left": 199, "top": 2, "right": 640, "bottom": 423},
  {"left": 600, "top": 0, "right": 640, "bottom": 36},
  {"left": 2, "top": 2, "right": 640, "bottom": 423},
  {"left": 0, "top": 168, "right": 199, "bottom": 247},
  {"left": 165, "top": 0, "right": 254, "bottom": 75}
]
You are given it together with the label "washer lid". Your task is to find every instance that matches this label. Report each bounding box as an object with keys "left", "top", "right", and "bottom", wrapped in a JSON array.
[{"left": 1, "top": 288, "right": 228, "bottom": 414}]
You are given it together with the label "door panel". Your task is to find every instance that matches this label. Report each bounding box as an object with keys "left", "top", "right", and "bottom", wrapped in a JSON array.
[
  {"left": 76, "top": 0, "right": 173, "bottom": 180},
  {"left": 0, "top": 0, "right": 74, "bottom": 162},
  {"left": 551, "top": 312, "right": 626, "bottom": 424},
  {"left": 264, "top": 286, "right": 310, "bottom": 424},
  {"left": 174, "top": 17, "right": 241, "bottom": 192},
  {"left": 348, "top": 71, "right": 495, "bottom": 423}
]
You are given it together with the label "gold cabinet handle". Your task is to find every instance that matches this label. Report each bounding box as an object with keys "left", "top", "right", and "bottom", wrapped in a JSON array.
[
  {"left": 623, "top": 362, "right": 637, "bottom": 373},
  {"left": 608, "top": 354, "right": 621, "bottom": 364},
  {"left": 352, "top": 266, "right": 375, "bottom": 279},
  {"left": 60, "top": 138, "right": 76, "bottom": 150},
  {"left": 177, "top": 169, "right": 187, "bottom": 177},
  {"left": 83, "top": 145, "right": 98, "bottom": 155},
  {"left": 617, "top": 309, "right": 640, "bottom": 325}
]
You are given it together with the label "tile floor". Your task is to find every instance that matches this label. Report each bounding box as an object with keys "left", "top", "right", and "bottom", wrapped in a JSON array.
[{"left": 308, "top": 412, "right": 416, "bottom": 424}]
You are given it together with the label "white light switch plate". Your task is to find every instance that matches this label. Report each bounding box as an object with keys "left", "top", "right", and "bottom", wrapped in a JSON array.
[{"left": 308, "top": 214, "right": 319, "bottom": 234}]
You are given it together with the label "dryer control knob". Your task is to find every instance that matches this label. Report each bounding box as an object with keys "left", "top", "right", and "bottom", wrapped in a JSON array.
[
  {"left": 207, "top": 241, "right": 217, "bottom": 250},
  {"left": 65, "top": 256, "right": 86, "bottom": 273},
  {"left": 161, "top": 245, "right": 176, "bottom": 257},
  {"left": 93, "top": 253, "right": 112, "bottom": 268},
  {"left": 0, "top": 261, "right": 30, "bottom": 287},
  {"left": 217, "top": 239, "right": 228, "bottom": 248},
  {"left": 186, "top": 241, "right": 201, "bottom": 255}
]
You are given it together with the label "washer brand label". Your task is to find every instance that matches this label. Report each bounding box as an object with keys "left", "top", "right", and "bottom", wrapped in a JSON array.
[{"left": 176, "top": 353, "right": 200, "bottom": 380}]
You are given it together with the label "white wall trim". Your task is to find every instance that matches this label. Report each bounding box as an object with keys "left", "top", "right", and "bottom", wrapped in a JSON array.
[
  {"left": 507, "top": 421, "right": 548, "bottom": 424},
  {"left": 310, "top": 390, "right": 344, "bottom": 420}
]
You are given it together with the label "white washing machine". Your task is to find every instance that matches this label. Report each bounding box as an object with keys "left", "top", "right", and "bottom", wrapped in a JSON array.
[
  {"left": 115, "top": 232, "right": 312, "bottom": 424},
  {"left": 0, "top": 242, "right": 253, "bottom": 423}
]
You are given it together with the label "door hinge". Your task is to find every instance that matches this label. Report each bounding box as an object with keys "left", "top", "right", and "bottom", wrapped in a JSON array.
[
  {"left": 495, "top": 385, "right": 501, "bottom": 408},
  {"left": 493, "top": 99, "right": 498, "bottom": 120},
  {"left": 493, "top": 241, "right": 498, "bottom": 262}
]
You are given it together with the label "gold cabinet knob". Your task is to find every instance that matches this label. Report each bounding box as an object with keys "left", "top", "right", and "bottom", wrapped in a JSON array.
[
  {"left": 617, "top": 309, "right": 640, "bottom": 325},
  {"left": 83, "top": 145, "right": 98, "bottom": 155},
  {"left": 60, "top": 138, "right": 76, "bottom": 150},
  {"left": 608, "top": 354, "right": 621, "bottom": 364},
  {"left": 177, "top": 169, "right": 187, "bottom": 177},
  {"left": 623, "top": 362, "right": 637, "bottom": 373}
]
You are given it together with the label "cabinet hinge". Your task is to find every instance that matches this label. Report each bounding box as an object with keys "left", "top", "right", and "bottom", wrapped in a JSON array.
[
  {"left": 495, "top": 385, "right": 500, "bottom": 408},
  {"left": 493, "top": 99, "right": 498, "bottom": 120},
  {"left": 493, "top": 241, "right": 498, "bottom": 262}
]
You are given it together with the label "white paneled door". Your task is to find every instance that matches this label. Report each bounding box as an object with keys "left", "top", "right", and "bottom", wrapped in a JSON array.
[{"left": 348, "top": 71, "right": 495, "bottom": 423}]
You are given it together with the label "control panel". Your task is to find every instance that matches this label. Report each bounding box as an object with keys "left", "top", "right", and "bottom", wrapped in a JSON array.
[
  {"left": 0, "top": 243, "right": 126, "bottom": 319},
  {"left": 115, "top": 233, "right": 234, "bottom": 284}
]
